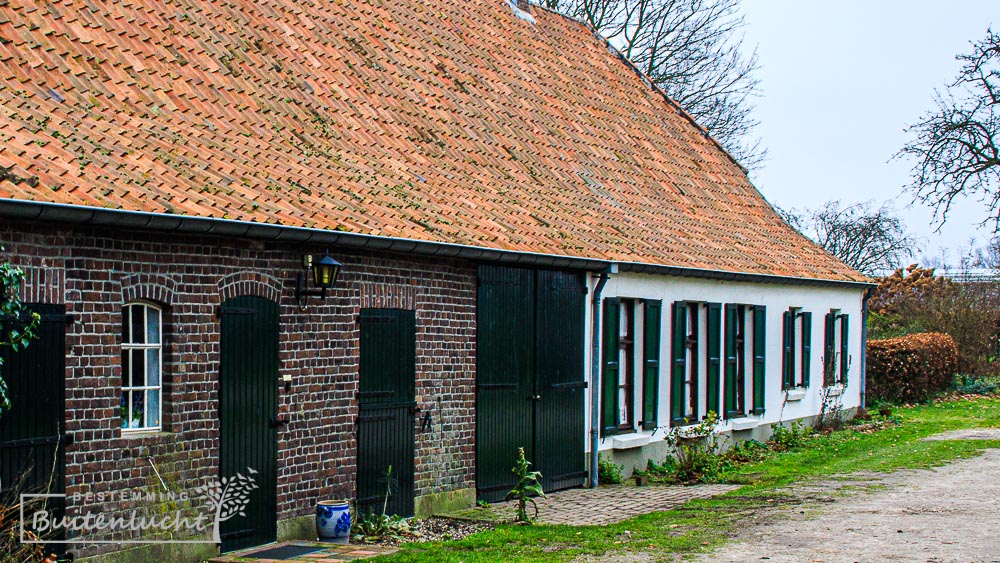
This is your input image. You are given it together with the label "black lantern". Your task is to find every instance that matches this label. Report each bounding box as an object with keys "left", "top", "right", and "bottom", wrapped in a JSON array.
[{"left": 296, "top": 254, "right": 342, "bottom": 309}]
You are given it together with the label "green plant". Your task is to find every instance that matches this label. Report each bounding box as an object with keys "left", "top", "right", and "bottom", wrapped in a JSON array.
[
  {"left": 662, "top": 411, "right": 723, "bottom": 483},
  {"left": 597, "top": 454, "right": 624, "bottom": 485},
  {"left": 0, "top": 256, "right": 40, "bottom": 416},
  {"left": 476, "top": 499, "right": 491, "bottom": 509},
  {"left": 952, "top": 373, "right": 1000, "bottom": 395},
  {"left": 352, "top": 465, "right": 416, "bottom": 543},
  {"left": 504, "top": 447, "right": 545, "bottom": 524},
  {"left": 769, "top": 420, "right": 812, "bottom": 451}
]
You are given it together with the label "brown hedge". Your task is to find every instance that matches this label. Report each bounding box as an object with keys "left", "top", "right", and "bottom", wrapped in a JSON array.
[{"left": 866, "top": 332, "right": 958, "bottom": 403}]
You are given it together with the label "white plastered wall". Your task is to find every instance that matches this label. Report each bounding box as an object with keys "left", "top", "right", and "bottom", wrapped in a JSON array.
[{"left": 582, "top": 271, "right": 866, "bottom": 455}]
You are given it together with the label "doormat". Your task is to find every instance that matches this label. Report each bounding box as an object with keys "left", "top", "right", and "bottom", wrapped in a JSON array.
[{"left": 242, "top": 545, "right": 327, "bottom": 559}]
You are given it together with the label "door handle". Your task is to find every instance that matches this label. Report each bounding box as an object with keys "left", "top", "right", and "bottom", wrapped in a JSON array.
[{"left": 269, "top": 416, "right": 288, "bottom": 428}]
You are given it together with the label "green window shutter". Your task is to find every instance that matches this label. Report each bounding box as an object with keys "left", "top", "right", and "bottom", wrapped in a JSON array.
[
  {"left": 801, "top": 312, "right": 812, "bottom": 387},
  {"left": 671, "top": 301, "right": 687, "bottom": 423},
  {"left": 840, "top": 314, "right": 850, "bottom": 386},
  {"left": 706, "top": 303, "right": 722, "bottom": 419},
  {"left": 641, "top": 300, "right": 662, "bottom": 430},
  {"left": 752, "top": 305, "right": 766, "bottom": 414},
  {"left": 602, "top": 298, "right": 620, "bottom": 435},
  {"left": 824, "top": 312, "right": 836, "bottom": 386},
  {"left": 781, "top": 310, "right": 793, "bottom": 390},
  {"left": 723, "top": 304, "right": 739, "bottom": 419}
]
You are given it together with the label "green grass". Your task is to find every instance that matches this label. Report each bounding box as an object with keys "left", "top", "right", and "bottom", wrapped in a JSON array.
[{"left": 372, "top": 397, "right": 1000, "bottom": 563}]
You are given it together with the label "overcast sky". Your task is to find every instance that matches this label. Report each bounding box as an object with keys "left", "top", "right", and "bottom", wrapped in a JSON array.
[{"left": 741, "top": 0, "right": 999, "bottom": 265}]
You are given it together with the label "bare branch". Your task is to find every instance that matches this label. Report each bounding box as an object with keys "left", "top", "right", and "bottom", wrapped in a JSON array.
[{"left": 898, "top": 28, "right": 1000, "bottom": 232}]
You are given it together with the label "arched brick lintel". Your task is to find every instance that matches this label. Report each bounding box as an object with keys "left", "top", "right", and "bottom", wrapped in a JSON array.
[
  {"left": 121, "top": 273, "right": 177, "bottom": 306},
  {"left": 218, "top": 271, "right": 283, "bottom": 303}
]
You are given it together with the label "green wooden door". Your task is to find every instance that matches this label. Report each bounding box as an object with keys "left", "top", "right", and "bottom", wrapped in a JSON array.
[
  {"left": 534, "top": 270, "right": 587, "bottom": 493},
  {"left": 219, "top": 296, "right": 279, "bottom": 553},
  {"left": 0, "top": 304, "right": 67, "bottom": 554},
  {"left": 476, "top": 266, "right": 586, "bottom": 502},
  {"left": 356, "top": 309, "right": 416, "bottom": 517}
]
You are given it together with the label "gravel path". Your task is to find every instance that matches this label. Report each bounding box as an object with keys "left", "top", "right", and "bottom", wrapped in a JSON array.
[{"left": 701, "top": 445, "right": 1000, "bottom": 563}]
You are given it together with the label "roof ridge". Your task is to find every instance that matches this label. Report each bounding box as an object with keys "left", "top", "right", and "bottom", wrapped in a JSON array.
[{"left": 530, "top": 1, "right": 749, "bottom": 176}]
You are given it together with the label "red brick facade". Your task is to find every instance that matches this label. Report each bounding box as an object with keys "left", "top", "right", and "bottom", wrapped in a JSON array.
[{"left": 2, "top": 220, "right": 476, "bottom": 557}]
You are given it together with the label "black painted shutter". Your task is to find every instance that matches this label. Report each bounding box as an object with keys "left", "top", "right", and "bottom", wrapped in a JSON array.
[
  {"left": 723, "top": 304, "right": 739, "bottom": 418},
  {"left": 801, "top": 312, "right": 812, "bottom": 387},
  {"left": 641, "top": 300, "right": 661, "bottom": 430},
  {"left": 706, "top": 303, "right": 722, "bottom": 418},
  {"left": 602, "top": 298, "right": 620, "bottom": 435},
  {"left": 840, "top": 314, "right": 850, "bottom": 386},
  {"left": 824, "top": 312, "right": 836, "bottom": 386},
  {"left": 781, "top": 310, "right": 793, "bottom": 390},
  {"left": 752, "top": 305, "right": 766, "bottom": 414},
  {"left": 671, "top": 301, "right": 687, "bottom": 423}
]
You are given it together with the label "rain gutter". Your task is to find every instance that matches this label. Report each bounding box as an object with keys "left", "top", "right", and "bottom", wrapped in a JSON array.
[{"left": 588, "top": 268, "right": 611, "bottom": 488}]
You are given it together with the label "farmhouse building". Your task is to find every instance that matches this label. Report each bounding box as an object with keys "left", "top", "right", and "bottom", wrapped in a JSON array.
[{"left": 0, "top": 0, "right": 869, "bottom": 559}]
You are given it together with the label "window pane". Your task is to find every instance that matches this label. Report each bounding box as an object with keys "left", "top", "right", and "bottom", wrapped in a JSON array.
[
  {"left": 129, "top": 391, "right": 145, "bottom": 429},
  {"left": 122, "top": 306, "right": 131, "bottom": 343},
  {"left": 146, "top": 307, "right": 160, "bottom": 344},
  {"left": 131, "top": 305, "right": 145, "bottom": 344},
  {"left": 131, "top": 349, "right": 145, "bottom": 388},
  {"left": 146, "top": 349, "right": 160, "bottom": 387},
  {"left": 145, "top": 390, "right": 160, "bottom": 429},
  {"left": 121, "top": 391, "right": 128, "bottom": 429}
]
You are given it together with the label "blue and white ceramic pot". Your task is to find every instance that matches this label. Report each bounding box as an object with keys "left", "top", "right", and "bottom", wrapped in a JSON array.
[{"left": 316, "top": 500, "right": 351, "bottom": 543}]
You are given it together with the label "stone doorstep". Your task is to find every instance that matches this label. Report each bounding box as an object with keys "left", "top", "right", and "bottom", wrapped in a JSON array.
[{"left": 208, "top": 541, "right": 396, "bottom": 562}]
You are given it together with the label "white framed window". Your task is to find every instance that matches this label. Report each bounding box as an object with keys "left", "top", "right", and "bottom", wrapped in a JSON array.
[{"left": 121, "top": 302, "right": 162, "bottom": 431}]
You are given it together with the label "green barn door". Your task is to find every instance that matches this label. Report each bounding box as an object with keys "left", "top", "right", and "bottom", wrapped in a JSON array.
[
  {"left": 219, "top": 296, "right": 279, "bottom": 553},
  {"left": 534, "top": 270, "right": 587, "bottom": 493},
  {"left": 477, "top": 266, "right": 586, "bottom": 502},
  {"left": 476, "top": 266, "right": 535, "bottom": 502},
  {"left": 356, "top": 309, "right": 416, "bottom": 517},
  {"left": 0, "top": 304, "right": 67, "bottom": 555}
]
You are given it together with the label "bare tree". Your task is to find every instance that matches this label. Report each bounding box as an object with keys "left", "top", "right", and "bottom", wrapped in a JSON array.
[
  {"left": 970, "top": 237, "right": 1000, "bottom": 269},
  {"left": 898, "top": 28, "right": 1000, "bottom": 232},
  {"left": 541, "top": 0, "right": 765, "bottom": 170},
  {"left": 780, "top": 201, "right": 917, "bottom": 277}
]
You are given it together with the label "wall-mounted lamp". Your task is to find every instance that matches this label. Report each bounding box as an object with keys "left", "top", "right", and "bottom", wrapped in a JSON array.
[{"left": 295, "top": 254, "right": 342, "bottom": 310}]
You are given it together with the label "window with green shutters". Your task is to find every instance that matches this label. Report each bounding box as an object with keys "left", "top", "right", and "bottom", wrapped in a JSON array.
[
  {"left": 752, "top": 305, "right": 766, "bottom": 414},
  {"left": 641, "top": 300, "right": 661, "bottom": 430},
  {"left": 782, "top": 308, "right": 813, "bottom": 389},
  {"left": 723, "top": 304, "right": 746, "bottom": 418},
  {"left": 601, "top": 298, "right": 620, "bottom": 435},
  {"left": 670, "top": 301, "right": 687, "bottom": 423},
  {"left": 800, "top": 312, "right": 812, "bottom": 387},
  {"left": 839, "top": 314, "right": 850, "bottom": 386},
  {"left": 823, "top": 310, "right": 849, "bottom": 386},
  {"left": 706, "top": 303, "right": 722, "bottom": 419},
  {"left": 781, "top": 310, "right": 795, "bottom": 390}
]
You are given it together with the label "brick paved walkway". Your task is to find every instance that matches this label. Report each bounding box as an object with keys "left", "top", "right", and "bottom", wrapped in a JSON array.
[
  {"left": 453, "top": 483, "right": 740, "bottom": 526},
  {"left": 209, "top": 541, "right": 396, "bottom": 562}
]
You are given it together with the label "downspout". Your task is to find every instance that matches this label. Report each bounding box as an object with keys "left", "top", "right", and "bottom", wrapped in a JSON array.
[
  {"left": 860, "top": 287, "right": 872, "bottom": 409},
  {"left": 589, "top": 269, "right": 611, "bottom": 488}
]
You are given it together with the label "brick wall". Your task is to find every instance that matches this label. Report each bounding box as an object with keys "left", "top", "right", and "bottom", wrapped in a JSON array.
[{"left": 1, "top": 220, "right": 476, "bottom": 557}]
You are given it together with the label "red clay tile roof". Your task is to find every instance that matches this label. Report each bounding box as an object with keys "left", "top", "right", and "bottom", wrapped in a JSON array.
[{"left": 0, "top": 0, "right": 864, "bottom": 282}]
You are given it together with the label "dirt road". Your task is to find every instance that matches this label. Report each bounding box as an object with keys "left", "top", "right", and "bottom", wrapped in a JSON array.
[{"left": 702, "top": 432, "right": 1000, "bottom": 563}]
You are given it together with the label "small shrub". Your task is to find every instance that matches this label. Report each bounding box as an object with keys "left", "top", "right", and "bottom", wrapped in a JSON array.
[
  {"left": 505, "top": 447, "right": 545, "bottom": 524},
  {"left": 721, "top": 439, "right": 771, "bottom": 464},
  {"left": 769, "top": 420, "right": 812, "bottom": 450},
  {"left": 597, "top": 454, "right": 624, "bottom": 485},
  {"left": 352, "top": 465, "right": 416, "bottom": 543},
  {"left": 662, "top": 412, "right": 723, "bottom": 484},
  {"left": 952, "top": 373, "right": 1000, "bottom": 395},
  {"left": 867, "top": 332, "right": 958, "bottom": 403}
]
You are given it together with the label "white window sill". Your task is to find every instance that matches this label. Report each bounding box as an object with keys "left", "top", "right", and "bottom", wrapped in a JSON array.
[
  {"left": 824, "top": 386, "right": 844, "bottom": 397},
  {"left": 612, "top": 433, "right": 650, "bottom": 450},
  {"left": 785, "top": 389, "right": 807, "bottom": 402},
  {"left": 729, "top": 418, "right": 760, "bottom": 431}
]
